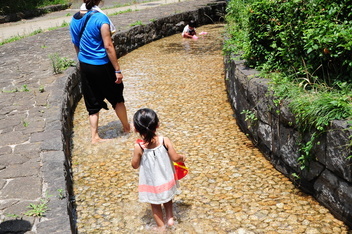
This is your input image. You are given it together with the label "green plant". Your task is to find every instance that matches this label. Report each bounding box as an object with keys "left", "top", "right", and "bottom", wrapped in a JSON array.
[
  {"left": 129, "top": 20, "right": 144, "bottom": 27},
  {"left": 2, "top": 84, "right": 31, "bottom": 93},
  {"left": 226, "top": 0, "right": 352, "bottom": 169},
  {"left": 297, "top": 132, "right": 318, "bottom": 170},
  {"left": 241, "top": 109, "right": 257, "bottom": 122},
  {"left": 110, "top": 9, "right": 133, "bottom": 16},
  {"left": 268, "top": 73, "right": 352, "bottom": 167},
  {"left": 6, "top": 213, "right": 21, "bottom": 218},
  {"left": 223, "top": 0, "right": 255, "bottom": 55},
  {"left": 39, "top": 86, "right": 45, "bottom": 93},
  {"left": 23, "top": 120, "right": 29, "bottom": 127},
  {"left": 24, "top": 198, "right": 49, "bottom": 217},
  {"left": 49, "top": 53, "right": 75, "bottom": 74},
  {"left": 1, "top": 0, "right": 70, "bottom": 14},
  {"left": 60, "top": 21, "right": 69, "bottom": 27},
  {"left": 291, "top": 173, "right": 300, "bottom": 180},
  {"left": 2, "top": 87, "right": 19, "bottom": 93},
  {"left": 232, "top": 0, "right": 352, "bottom": 85},
  {"left": 21, "top": 85, "right": 29, "bottom": 92},
  {"left": 57, "top": 189, "right": 66, "bottom": 199},
  {"left": 1, "top": 29, "right": 42, "bottom": 46},
  {"left": 241, "top": 109, "right": 258, "bottom": 128}
]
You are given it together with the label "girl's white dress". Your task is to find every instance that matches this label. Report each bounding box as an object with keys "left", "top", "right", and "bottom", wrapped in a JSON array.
[{"left": 138, "top": 136, "right": 180, "bottom": 204}]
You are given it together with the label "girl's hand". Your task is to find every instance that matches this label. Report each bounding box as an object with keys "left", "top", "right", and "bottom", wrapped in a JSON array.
[{"left": 181, "top": 155, "right": 186, "bottom": 162}]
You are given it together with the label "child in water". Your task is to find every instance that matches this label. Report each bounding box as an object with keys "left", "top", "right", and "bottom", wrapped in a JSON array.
[
  {"left": 131, "top": 108, "right": 186, "bottom": 228},
  {"left": 182, "top": 20, "right": 197, "bottom": 39}
]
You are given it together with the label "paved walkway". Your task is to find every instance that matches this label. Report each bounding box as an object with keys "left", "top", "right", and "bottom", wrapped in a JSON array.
[
  {"left": 0, "top": 0, "right": 219, "bottom": 232},
  {"left": 0, "top": 0, "right": 193, "bottom": 42}
]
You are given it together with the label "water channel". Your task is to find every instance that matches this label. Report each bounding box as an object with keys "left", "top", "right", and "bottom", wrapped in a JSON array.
[{"left": 71, "top": 24, "right": 350, "bottom": 233}]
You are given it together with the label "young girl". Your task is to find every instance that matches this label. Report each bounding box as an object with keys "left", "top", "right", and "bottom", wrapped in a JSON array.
[
  {"left": 131, "top": 108, "right": 186, "bottom": 228},
  {"left": 182, "top": 20, "right": 197, "bottom": 39}
]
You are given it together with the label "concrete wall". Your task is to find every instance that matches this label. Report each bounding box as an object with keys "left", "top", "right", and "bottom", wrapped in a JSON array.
[
  {"left": 224, "top": 54, "right": 352, "bottom": 228},
  {"left": 61, "top": 2, "right": 226, "bottom": 232}
]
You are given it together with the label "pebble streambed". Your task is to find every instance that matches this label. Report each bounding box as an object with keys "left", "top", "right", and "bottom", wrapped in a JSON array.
[{"left": 71, "top": 24, "right": 350, "bottom": 233}]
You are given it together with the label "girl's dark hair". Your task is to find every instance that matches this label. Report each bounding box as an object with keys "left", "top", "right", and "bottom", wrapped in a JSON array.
[
  {"left": 84, "top": 0, "right": 101, "bottom": 10},
  {"left": 189, "top": 20, "right": 196, "bottom": 28},
  {"left": 133, "top": 108, "right": 159, "bottom": 144}
]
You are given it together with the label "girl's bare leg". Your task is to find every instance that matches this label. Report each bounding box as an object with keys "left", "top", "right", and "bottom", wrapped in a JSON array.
[
  {"left": 151, "top": 204, "right": 165, "bottom": 228},
  {"left": 114, "top": 102, "right": 130, "bottom": 132},
  {"left": 164, "top": 200, "right": 174, "bottom": 226}
]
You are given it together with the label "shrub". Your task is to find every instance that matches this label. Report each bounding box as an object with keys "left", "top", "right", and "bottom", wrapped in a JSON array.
[
  {"left": 49, "top": 53, "right": 75, "bottom": 74},
  {"left": 0, "top": 0, "right": 70, "bottom": 15},
  {"left": 225, "top": 0, "right": 352, "bottom": 166},
  {"left": 244, "top": 0, "right": 352, "bottom": 85}
]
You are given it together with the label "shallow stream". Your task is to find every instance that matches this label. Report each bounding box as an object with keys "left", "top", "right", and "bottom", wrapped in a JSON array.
[{"left": 71, "top": 24, "right": 350, "bottom": 233}]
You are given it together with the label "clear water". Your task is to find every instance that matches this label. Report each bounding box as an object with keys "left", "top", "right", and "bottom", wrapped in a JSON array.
[{"left": 71, "top": 24, "right": 350, "bottom": 233}]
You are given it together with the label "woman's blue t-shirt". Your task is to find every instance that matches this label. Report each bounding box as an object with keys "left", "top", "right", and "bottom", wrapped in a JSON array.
[{"left": 70, "top": 12, "right": 110, "bottom": 65}]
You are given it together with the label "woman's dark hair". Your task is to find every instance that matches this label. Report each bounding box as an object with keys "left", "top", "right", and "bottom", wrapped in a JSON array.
[
  {"left": 84, "top": 0, "right": 101, "bottom": 10},
  {"left": 133, "top": 108, "right": 159, "bottom": 144}
]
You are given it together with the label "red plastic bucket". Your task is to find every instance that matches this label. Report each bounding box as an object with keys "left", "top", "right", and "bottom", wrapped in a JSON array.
[{"left": 174, "top": 162, "right": 188, "bottom": 180}]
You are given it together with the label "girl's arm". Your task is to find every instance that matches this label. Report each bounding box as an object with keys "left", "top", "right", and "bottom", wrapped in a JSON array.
[
  {"left": 101, "top": 23, "right": 123, "bottom": 84},
  {"left": 131, "top": 143, "right": 143, "bottom": 169},
  {"left": 183, "top": 32, "right": 193, "bottom": 38},
  {"left": 164, "top": 137, "right": 186, "bottom": 162}
]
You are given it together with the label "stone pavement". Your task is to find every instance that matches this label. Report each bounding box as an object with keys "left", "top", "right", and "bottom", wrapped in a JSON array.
[
  {"left": 0, "top": 0, "right": 224, "bottom": 232},
  {"left": 0, "top": 0, "right": 190, "bottom": 42}
]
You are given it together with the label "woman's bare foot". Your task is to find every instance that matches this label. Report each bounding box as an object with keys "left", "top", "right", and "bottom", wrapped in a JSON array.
[
  {"left": 91, "top": 137, "right": 109, "bottom": 144},
  {"left": 123, "top": 123, "right": 132, "bottom": 133}
]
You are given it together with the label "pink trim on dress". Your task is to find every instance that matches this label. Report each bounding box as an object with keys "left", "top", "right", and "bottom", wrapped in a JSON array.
[{"left": 139, "top": 178, "right": 177, "bottom": 194}]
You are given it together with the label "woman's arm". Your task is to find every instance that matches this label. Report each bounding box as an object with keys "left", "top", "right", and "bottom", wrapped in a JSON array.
[
  {"left": 74, "top": 44, "right": 79, "bottom": 55},
  {"left": 101, "top": 23, "right": 123, "bottom": 84},
  {"left": 131, "top": 144, "right": 143, "bottom": 169},
  {"left": 164, "top": 137, "right": 186, "bottom": 162}
]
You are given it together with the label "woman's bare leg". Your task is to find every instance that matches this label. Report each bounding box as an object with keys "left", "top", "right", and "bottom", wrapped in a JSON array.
[
  {"left": 89, "top": 112, "right": 104, "bottom": 143},
  {"left": 114, "top": 102, "right": 130, "bottom": 132}
]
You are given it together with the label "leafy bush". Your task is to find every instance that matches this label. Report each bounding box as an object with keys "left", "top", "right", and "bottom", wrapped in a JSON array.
[
  {"left": 245, "top": 0, "right": 352, "bottom": 85},
  {"left": 0, "top": 0, "right": 69, "bottom": 15},
  {"left": 224, "top": 0, "right": 255, "bottom": 56},
  {"left": 225, "top": 0, "right": 352, "bottom": 166}
]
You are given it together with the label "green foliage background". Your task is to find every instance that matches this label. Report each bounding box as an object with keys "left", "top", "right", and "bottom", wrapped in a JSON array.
[
  {"left": 0, "top": 0, "right": 70, "bottom": 14},
  {"left": 224, "top": 0, "right": 352, "bottom": 131},
  {"left": 224, "top": 0, "right": 352, "bottom": 165},
  {"left": 225, "top": 0, "right": 352, "bottom": 85}
]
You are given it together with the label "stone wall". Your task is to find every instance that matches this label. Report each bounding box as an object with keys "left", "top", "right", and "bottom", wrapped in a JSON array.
[
  {"left": 113, "top": 6, "right": 225, "bottom": 58},
  {"left": 62, "top": 2, "right": 226, "bottom": 232},
  {"left": 224, "top": 54, "right": 352, "bottom": 228}
]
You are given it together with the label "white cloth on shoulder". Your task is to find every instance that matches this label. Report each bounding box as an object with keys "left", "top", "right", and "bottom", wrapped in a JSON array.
[{"left": 80, "top": 3, "right": 116, "bottom": 34}]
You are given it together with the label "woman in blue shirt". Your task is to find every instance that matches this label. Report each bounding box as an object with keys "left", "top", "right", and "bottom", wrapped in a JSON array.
[{"left": 70, "top": 0, "right": 130, "bottom": 143}]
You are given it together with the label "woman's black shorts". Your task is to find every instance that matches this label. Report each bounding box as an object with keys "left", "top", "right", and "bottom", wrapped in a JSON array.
[{"left": 80, "top": 61, "right": 125, "bottom": 115}]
